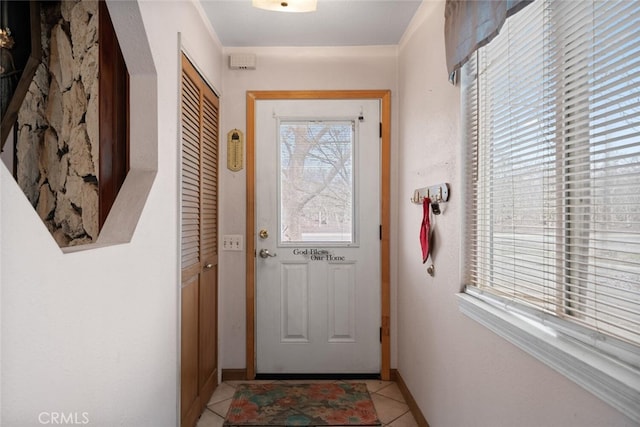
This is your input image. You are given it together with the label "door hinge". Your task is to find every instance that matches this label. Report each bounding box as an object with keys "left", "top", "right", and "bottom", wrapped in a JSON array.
[
  {"left": 379, "top": 122, "right": 382, "bottom": 138},
  {"left": 379, "top": 225, "right": 382, "bottom": 240},
  {"left": 379, "top": 327, "right": 382, "bottom": 342}
]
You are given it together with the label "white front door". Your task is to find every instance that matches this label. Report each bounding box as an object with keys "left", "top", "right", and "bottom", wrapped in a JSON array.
[{"left": 255, "top": 99, "right": 381, "bottom": 374}]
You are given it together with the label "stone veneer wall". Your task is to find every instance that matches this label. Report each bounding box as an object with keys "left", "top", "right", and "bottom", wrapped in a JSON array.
[{"left": 16, "top": 0, "right": 99, "bottom": 247}]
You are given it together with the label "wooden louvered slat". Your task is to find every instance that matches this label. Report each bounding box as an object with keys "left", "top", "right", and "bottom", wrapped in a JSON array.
[
  {"left": 181, "top": 70, "right": 201, "bottom": 270},
  {"left": 182, "top": 202, "right": 199, "bottom": 211},
  {"left": 182, "top": 204, "right": 199, "bottom": 213},
  {"left": 183, "top": 145, "right": 199, "bottom": 162},
  {"left": 202, "top": 163, "right": 216, "bottom": 174},
  {"left": 182, "top": 209, "right": 199, "bottom": 217},
  {"left": 182, "top": 177, "right": 199, "bottom": 190},
  {"left": 201, "top": 94, "right": 219, "bottom": 257},
  {"left": 182, "top": 147, "right": 199, "bottom": 164},
  {"left": 182, "top": 160, "right": 199, "bottom": 176},
  {"left": 182, "top": 117, "right": 200, "bottom": 140},
  {"left": 183, "top": 166, "right": 199, "bottom": 179},
  {"left": 183, "top": 124, "right": 200, "bottom": 143},
  {"left": 182, "top": 191, "right": 199, "bottom": 200}
]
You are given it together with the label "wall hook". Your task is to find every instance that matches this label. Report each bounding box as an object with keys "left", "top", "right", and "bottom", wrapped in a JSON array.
[{"left": 411, "top": 183, "right": 449, "bottom": 212}]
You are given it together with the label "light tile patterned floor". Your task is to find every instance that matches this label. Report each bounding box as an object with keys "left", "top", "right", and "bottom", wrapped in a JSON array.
[{"left": 196, "top": 379, "right": 419, "bottom": 427}]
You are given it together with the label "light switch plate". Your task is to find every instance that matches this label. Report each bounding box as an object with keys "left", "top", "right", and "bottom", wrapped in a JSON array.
[{"left": 222, "top": 235, "right": 243, "bottom": 251}]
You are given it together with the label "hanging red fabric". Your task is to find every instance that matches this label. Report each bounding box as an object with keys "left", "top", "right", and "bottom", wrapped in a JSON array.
[{"left": 420, "top": 197, "right": 431, "bottom": 263}]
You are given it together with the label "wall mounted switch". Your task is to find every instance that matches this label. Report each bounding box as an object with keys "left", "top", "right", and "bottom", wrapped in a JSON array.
[{"left": 222, "top": 235, "right": 243, "bottom": 251}]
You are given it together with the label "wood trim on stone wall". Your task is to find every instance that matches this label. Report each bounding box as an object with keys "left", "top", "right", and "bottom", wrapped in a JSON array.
[{"left": 98, "top": 0, "right": 129, "bottom": 229}]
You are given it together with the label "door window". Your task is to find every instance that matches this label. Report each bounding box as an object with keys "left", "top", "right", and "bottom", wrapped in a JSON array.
[{"left": 278, "top": 120, "right": 356, "bottom": 245}]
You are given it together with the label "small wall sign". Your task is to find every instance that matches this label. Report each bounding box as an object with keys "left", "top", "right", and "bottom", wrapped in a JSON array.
[{"left": 293, "top": 248, "right": 345, "bottom": 261}]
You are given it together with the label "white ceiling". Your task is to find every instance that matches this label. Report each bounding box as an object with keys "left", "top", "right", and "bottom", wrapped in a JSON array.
[{"left": 199, "top": 0, "right": 423, "bottom": 47}]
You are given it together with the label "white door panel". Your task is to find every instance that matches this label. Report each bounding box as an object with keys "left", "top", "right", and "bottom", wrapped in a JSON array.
[{"left": 256, "top": 99, "right": 380, "bottom": 374}]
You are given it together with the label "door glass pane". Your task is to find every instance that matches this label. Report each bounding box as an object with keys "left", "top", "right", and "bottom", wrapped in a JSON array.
[{"left": 279, "top": 120, "right": 355, "bottom": 244}]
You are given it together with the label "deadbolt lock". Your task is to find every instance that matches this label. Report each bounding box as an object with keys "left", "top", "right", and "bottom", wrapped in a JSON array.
[{"left": 259, "top": 229, "right": 269, "bottom": 239}]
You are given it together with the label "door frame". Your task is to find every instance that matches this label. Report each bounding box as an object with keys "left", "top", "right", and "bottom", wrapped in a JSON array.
[{"left": 245, "top": 90, "right": 391, "bottom": 380}]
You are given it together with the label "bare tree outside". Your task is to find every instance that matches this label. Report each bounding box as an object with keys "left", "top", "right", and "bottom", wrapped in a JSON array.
[{"left": 279, "top": 121, "right": 354, "bottom": 243}]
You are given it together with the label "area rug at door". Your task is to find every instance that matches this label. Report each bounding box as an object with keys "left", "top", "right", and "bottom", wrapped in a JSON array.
[{"left": 223, "top": 382, "right": 381, "bottom": 426}]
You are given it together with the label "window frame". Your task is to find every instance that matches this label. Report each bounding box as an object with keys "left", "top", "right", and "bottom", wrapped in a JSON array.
[{"left": 458, "top": 1, "right": 640, "bottom": 422}]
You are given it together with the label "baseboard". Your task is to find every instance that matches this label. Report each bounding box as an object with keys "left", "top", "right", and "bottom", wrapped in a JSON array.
[
  {"left": 222, "top": 368, "right": 247, "bottom": 381},
  {"left": 391, "top": 369, "right": 430, "bottom": 427}
]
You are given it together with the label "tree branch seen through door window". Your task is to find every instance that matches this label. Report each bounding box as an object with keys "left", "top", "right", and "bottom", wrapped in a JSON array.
[{"left": 279, "top": 121, "right": 354, "bottom": 244}]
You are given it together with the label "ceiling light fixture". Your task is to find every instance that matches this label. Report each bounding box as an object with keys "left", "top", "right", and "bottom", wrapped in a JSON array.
[{"left": 252, "top": 0, "right": 317, "bottom": 13}]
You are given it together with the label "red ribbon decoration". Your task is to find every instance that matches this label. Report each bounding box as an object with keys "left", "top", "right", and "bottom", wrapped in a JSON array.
[{"left": 420, "top": 197, "right": 431, "bottom": 263}]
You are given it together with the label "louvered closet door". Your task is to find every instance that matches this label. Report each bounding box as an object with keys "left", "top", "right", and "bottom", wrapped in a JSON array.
[
  {"left": 198, "top": 74, "right": 219, "bottom": 404},
  {"left": 180, "top": 54, "right": 219, "bottom": 427}
]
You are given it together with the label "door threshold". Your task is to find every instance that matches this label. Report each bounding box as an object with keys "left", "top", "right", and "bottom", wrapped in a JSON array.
[{"left": 255, "top": 373, "right": 380, "bottom": 380}]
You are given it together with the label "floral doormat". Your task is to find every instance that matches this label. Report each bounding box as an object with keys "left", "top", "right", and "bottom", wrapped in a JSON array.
[{"left": 223, "top": 382, "right": 381, "bottom": 426}]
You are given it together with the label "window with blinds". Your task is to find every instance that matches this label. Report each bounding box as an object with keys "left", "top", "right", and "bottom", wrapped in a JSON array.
[{"left": 463, "top": 0, "right": 640, "bottom": 355}]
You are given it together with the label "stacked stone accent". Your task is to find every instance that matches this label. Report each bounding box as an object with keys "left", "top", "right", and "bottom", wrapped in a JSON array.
[{"left": 16, "top": 0, "right": 99, "bottom": 247}]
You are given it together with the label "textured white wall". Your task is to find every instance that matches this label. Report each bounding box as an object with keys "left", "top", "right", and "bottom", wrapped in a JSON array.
[
  {"left": 396, "top": 2, "right": 636, "bottom": 426},
  {"left": 0, "top": 1, "right": 223, "bottom": 426},
  {"left": 218, "top": 46, "right": 400, "bottom": 371}
]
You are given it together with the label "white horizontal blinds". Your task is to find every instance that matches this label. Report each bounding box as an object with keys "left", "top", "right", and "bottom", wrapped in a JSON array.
[
  {"left": 472, "top": 0, "right": 560, "bottom": 311},
  {"left": 461, "top": 53, "right": 479, "bottom": 284},
  {"left": 465, "top": 0, "right": 640, "bottom": 347},
  {"left": 558, "top": 0, "right": 640, "bottom": 344}
]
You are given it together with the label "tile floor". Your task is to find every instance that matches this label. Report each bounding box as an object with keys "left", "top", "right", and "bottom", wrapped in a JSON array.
[{"left": 196, "top": 379, "right": 419, "bottom": 427}]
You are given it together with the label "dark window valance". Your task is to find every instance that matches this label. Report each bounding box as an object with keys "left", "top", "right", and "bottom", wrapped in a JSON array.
[{"left": 444, "top": 0, "right": 533, "bottom": 77}]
